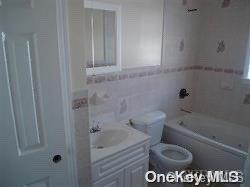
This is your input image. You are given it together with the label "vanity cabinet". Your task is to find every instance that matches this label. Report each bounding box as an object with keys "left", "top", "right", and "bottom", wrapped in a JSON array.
[
  {"left": 124, "top": 158, "right": 149, "bottom": 187},
  {"left": 92, "top": 141, "right": 150, "bottom": 187},
  {"left": 93, "top": 169, "right": 124, "bottom": 187}
]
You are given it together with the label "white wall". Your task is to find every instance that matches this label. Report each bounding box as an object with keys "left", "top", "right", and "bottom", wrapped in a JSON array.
[
  {"left": 120, "top": 0, "right": 163, "bottom": 68},
  {"left": 72, "top": 89, "right": 91, "bottom": 187},
  {"left": 67, "top": 0, "right": 91, "bottom": 186},
  {"left": 68, "top": 0, "right": 87, "bottom": 92},
  {"left": 193, "top": 0, "right": 250, "bottom": 127},
  {"left": 163, "top": 0, "right": 201, "bottom": 67}
]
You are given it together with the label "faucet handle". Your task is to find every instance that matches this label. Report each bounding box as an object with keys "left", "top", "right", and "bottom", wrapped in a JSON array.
[
  {"left": 89, "top": 127, "right": 94, "bottom": 133},
  {"left": 89, "top": 122, "right": 101, "bottom": 133},
  {"left": 179, "top": 88, "right": 189, "bottom": 99},
  {"left": 96, "top": 124, "right": 101, "bottom": 131}
]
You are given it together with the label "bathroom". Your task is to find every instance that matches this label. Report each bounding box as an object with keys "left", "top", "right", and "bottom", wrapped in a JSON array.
[{"left": 0, "top": 0, "right": 250, "bottom": 187}]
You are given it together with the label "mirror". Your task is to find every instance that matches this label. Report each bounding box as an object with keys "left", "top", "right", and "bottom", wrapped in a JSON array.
[
  {"left": 84, "top": 0, "right": 164, "bottom": 74},
  {"left": 85, "top": 9, "right": 116, "bottom": 68},
  {"left": 84, "top": 1, "right": 121, "bottom": 75}
]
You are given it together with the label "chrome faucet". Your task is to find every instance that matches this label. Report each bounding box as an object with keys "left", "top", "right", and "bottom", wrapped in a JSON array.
[{"left": 90, "top": 121, "right": 101, "bottom": 133}]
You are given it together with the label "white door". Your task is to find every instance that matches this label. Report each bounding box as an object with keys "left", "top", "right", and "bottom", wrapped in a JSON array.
[{"left": 0, "top": 0, "right": 73, "bottom": 186}]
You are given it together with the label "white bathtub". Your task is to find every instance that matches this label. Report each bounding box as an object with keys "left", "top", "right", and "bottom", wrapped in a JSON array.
[{"left": 165, "top": 113, "right": 249, "bottom": 171}]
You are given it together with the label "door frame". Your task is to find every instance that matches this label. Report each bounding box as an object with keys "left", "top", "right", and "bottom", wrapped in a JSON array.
[{"left": 56, "top": 0, "right": 78, "bottom": 186}]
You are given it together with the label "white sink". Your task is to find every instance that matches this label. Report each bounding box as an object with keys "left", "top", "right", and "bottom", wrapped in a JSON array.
[
  {"left": 90, "top": 123, "right": 150, "bottom": 163},
  {"left": 91, "top": 129, "right": 129, "bottom": 149}
]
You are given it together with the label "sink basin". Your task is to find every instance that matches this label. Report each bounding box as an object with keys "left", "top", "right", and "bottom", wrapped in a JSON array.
[
  {"left": 91, "top": 129, "right": 129, "bottom": 149},
  {"left": 90, "top": 123, "right": 150, "bottom": 163}
]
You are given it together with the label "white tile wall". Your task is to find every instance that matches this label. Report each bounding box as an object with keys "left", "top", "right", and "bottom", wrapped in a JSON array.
[
  {"left": 193, "top": 0, "right": 250, "bottom": 127},
  {"left": 87, "top": 70, "right": 194, "bottom": 126}
]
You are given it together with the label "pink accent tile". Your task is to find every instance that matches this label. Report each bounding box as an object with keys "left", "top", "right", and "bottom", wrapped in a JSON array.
[
  {"left": 87, "top": 76, "right": 93, "bottom": 85},
  {"left": 177, "top": 67, "right": 184, "bottom": 72},
  {"left": 243, "top": 94, "right": 250, "bottom": 105},
  {"left": 107, "top": 74, "right": 118, "bottom": 82},
  {"left": 199, "top": 65, "right": 204, "bottom": 70},
  {"left": 214, "top": 68, "right": 223, "bottom": 72},
  {"left": 204, "top": 66, "right": 214, "bottom": 71},
  {"left": 147, "top": 70, "right": 156, "bottom": 76},
  {"left": 156, "top": 69, "right": 162, "bottom": 74},
  {"left": 194, "top": 65, "right": 204, "bottom": 70},
  {"left": 170, "top": 68, "right": 177, "bottom": 72},
  {"left": 234, "top": 70, "right": 243, "bottom": 75},
  {"left": 94, "top": 75, "right": 106, "bottom": 83},
  {"left": 119, "top": 74, "right": 129, "bottom": 80},
  {"left": 224, "top": 69, "right": 234, "bottom": 74},
  {"left": 139, "top": 72, "right": 148, "bottom": 77},
  {"left": 72, "top": 97, "right": 88, "bottom": 110},
  {"left": 163, "top": 68, "right": 170, "bottom": 73},
  {"left": 86, "top": 65, "right": 244, "bottom": 85},
  {"left": 129, "top": 72, "right": 139, "bottom": 78}
]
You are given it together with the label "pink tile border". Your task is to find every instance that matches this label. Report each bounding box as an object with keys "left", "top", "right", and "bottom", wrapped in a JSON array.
[
  {"left": 214, "top": 68, "right": 223, "bottom": 72},
  {"left": 119, "top": 74, "right": 129, "bottom": 80},
  {"left": 234, "top": 70, "right": 244, "bottom": 75},
  {"left": 243, "top": 94, "right": 250, "bottom": 105},
  {"left": 204, "top": 66, "right": 214, "bottom": 71},
  {"left": 224, "top": 68, "right": 234, "bottom": 74},
  {"left": 87, "top": 65, "right": 244, "bottom": 85},
  {"left": 72, "top": 97, "right": 88, "bottom": 110}
]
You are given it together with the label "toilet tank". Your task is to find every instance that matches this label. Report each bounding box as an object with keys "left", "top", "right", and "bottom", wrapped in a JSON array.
[{"left": 131, "top": 111, "right": 166, "bottom": 146}]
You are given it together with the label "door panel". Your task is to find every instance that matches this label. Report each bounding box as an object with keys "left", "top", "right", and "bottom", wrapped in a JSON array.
[
  {"left": 1, "top": 0, "right": 71, "bottom": 186},
  {"left": 6, "top": 33, "right": 45, "bottom": 155},
  {"left": 93, "top": 169, "right": 124, "bottom": 187},
  {"left": 24, "top": 177, "right": 50, "bottom": 187},
  {"left": 1, "top": 0, "right": 34, "bottom": 8},
  {"left": 125, "top": 157, "right": 149, "bottom": 187}
]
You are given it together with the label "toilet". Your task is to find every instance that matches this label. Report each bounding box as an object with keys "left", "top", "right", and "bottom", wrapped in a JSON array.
[{"left": 131, "top": 111, "right": 193, "bottom": 174}]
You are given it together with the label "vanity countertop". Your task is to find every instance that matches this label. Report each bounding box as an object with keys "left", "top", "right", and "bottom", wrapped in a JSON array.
[{"left": 90, "top": 123, "right": 150, "bottom": 164}]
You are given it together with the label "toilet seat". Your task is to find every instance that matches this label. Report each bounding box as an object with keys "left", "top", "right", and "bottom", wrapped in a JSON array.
[{"left": 151, "top": 143, "right": 193, "bottom": 170}]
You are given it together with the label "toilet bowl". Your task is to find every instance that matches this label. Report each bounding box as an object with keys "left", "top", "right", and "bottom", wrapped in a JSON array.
[
  {"left": 131, "top": 111, "right": 193, "bottom": 174},
  {"left": 150, "top": 143, "right": 193, "bottom": 172}
]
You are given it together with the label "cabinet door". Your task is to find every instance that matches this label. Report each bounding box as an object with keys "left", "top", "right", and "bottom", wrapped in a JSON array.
[
  {"left": 93, "top": 169, "right": 124, "bottom": 187},
  {"left": 125, "top": 157, "right": 149, "bottom": 187}
]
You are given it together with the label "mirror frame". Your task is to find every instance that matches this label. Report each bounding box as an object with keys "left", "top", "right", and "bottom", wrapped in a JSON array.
[
  {"left": 84, "top": 0, "right": 122, "bottom": 75},
  {"left": 243, "top": 23, "right": 250, "bottom": 81}
]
